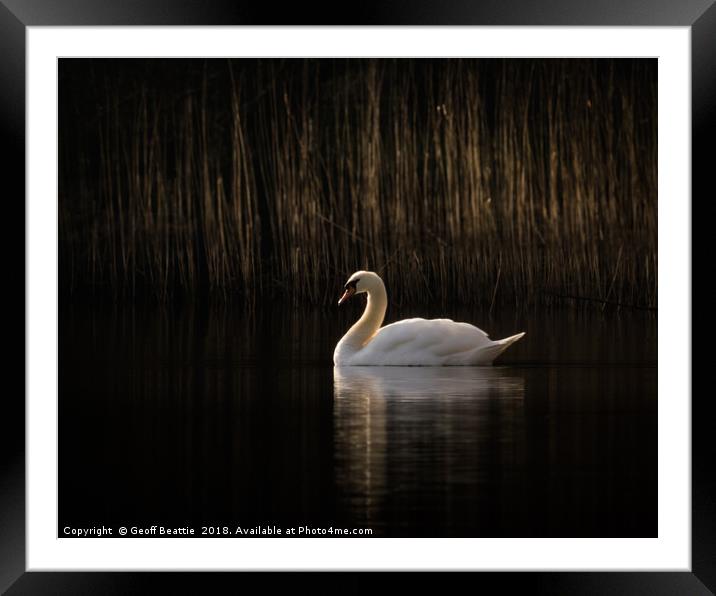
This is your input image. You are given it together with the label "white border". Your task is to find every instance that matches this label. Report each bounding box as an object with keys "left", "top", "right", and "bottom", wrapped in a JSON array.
[{"left": 27, "top": 27, "right": 691, "bottom": 570}]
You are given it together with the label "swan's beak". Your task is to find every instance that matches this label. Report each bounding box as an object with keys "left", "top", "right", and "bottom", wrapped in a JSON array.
[{"left": 338, "top": 286, "right": 355, "bottom": 305}]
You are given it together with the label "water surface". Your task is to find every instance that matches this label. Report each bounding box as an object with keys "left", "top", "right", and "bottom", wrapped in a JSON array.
[{"left": 59, "top": 302, "right": 656, "bottom": 537}]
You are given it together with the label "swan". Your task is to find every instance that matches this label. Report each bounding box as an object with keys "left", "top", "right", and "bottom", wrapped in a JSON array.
[{"left": 333, "top": 271, "right": 525, "bottom": 366}]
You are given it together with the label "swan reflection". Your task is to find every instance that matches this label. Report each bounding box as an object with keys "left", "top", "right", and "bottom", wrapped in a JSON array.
[
  {"left": 333, "top": 366, "right": 525, "bottom": 535},
  {"left": 334, "top": 366, "right": 525, "bottom": 398}
]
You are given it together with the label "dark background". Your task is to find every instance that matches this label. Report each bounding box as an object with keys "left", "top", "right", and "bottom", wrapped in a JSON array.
[{"left": 59, "top": 58, "right": 657, "bottom": 309}]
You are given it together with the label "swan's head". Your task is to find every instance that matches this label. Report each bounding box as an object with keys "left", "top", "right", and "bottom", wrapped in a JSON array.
[{"left": 338, "top": 270, "right": 383, "bottom": 305}]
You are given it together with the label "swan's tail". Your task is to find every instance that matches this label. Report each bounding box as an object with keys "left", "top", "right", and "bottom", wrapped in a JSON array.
[
  {"left": 497, "top": 331, "right": 526, "bottom": 348},
  {"left": 473, "top": 332, "right": 525, "bottom": 365}
]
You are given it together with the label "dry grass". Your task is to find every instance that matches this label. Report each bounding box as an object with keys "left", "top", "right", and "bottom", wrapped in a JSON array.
[{"left": 59, "top": 58, "right": 657, "bottom": 308}]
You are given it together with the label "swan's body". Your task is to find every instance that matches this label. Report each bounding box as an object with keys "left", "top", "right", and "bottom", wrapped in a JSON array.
[{"left": 333, "top": 271, "right": 525, "bottom": 366}]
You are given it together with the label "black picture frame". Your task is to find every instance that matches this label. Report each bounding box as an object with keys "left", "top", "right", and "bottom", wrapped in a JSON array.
[{"left": 3, "top": 1, "right": 711, "bottom": 593}]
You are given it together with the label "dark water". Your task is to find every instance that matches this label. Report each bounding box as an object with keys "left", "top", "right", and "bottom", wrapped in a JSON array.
[{"left": 59, "top": 301, "right": 657, "bottom": 537}]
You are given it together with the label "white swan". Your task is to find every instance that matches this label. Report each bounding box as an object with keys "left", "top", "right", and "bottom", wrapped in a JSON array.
[{"left": 333, "top": 271, "right": 525, "bottom": 366}]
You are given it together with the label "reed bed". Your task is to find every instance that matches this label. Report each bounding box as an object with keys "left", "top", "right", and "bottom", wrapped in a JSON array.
[{"left": 59, "top": 58, "right": 657, "bottom": 308}]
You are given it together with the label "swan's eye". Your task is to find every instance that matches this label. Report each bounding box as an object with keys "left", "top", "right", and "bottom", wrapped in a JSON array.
[{"left": 345, "top": 279, "right": 359, "bottom": 290}]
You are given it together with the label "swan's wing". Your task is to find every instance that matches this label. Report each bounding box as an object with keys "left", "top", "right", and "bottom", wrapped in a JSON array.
[{"left": 351, "top": 318, "right": 493, "bottom": 365}]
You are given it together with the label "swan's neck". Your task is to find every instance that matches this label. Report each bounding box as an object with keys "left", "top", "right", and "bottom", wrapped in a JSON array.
[{"left": 344, "top": 282, "right": 387, "bottom": 347}]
